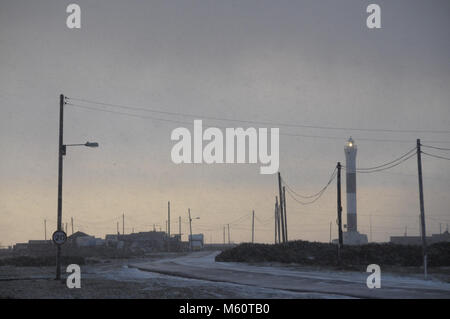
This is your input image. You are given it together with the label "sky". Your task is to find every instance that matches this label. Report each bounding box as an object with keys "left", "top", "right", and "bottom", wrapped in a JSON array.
[{"left": 0, "top": 0, "right": 449, "bottom": 246}]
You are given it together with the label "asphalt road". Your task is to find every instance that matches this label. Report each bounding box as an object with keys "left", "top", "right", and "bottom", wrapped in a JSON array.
[{"left": 130, "top": 251, "right": 450, "bottom": 299}]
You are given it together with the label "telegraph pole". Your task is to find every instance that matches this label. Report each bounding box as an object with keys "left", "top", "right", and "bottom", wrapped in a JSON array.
[
  {"left": 179, "top": 216, "right": 182, "bottom": 237},
  {"left": 44, "top": 219, "right": 47, "bottom": 241},
  {"left": 252, "top": 210, "right": 255, "bottom": 243},
  {"left": 274, "top": 199, "right": 278, "bottom": 244},
  {"left": 275, "top": 196, "right": 281, "bottom": 244},
  {"left": 188, "top": 209, "right": 193, "bottom": 251},
  {"left": 283, "top": 186, "right": 288, "bottom": 242},
  {"left": 416, "top": 139, "right": 428, "bottom": 279},
  {"left": 122, "top": 213, "right": 125, "bottom": 236},
  {"left": 277, "top": 172, "right": 286, "bottom": 243},
  {"left": 227, "top": 224, "right": 230, "bottom": 244},
  {"left": 329, "top": 221, "right": 332, "bottom": 243},
  {"left": 168, "top": 201, "right": 171, "bottom": 252},
  {"left": 337, "top": 162, "right": 343, "bottom": 261},
  {"left": 223, "top": 226, "right": 226, "bottom": 244},
  {"left": 71, "top": 217, "right": 74, "bottom": 235},
  {"left": 56, "top": 94, "right": 64, "bottom": 280}
]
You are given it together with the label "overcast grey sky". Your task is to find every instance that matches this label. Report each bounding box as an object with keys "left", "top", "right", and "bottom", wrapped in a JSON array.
[{"left": 1, "top": 0, "right": 449, "bottom": 246}]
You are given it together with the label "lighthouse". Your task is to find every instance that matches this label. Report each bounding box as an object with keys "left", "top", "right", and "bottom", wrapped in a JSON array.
[
  {"left": 344, "top": 137, "right": 357, "bottom": 232},
  {"left": 343, "top": 137, "right": 368, "bottom": 245}
]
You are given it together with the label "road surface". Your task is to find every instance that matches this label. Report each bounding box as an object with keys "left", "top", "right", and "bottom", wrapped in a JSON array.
[{"left": 130, "top": 251, "right": 450, "bottom": 299}]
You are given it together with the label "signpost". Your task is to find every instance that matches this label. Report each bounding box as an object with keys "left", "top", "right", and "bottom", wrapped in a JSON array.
[{"left": 52, "top": 230, "right": 67, "bottom": 246}]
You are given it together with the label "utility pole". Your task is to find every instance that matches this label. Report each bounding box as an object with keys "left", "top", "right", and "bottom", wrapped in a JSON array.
[
  {"left": 56, "top": 94, "right": 65, "bottom": 280},
  {"left": 122, "top": 213, "right": 125, "bottom": 236},
  {"left": 283, "top": 186, "right": 288, "bottom": 242},
  {"left": 329, "top": 222, "right": 332, "bottom": 243},
  {"left": 188, "top": 209, "right": 193, "bottom": 251},
  {"left": 252, "top": 210, "right": 255, "bottom": 244},
  {"left": 274, "top": 199, "right": 278, "bottom": 244},
  {"left": 168, "top": 201, "right": 171, "bottom": 252},
  {"left": 179, "top": 216, "right": 182, "bottom": 237},
  {"left": 416, "top": 139, "right": 428, "bottom": 279},
  {"left": 337, "top": 162, "right": 343, "bottom": 261},
  {"left": 223, "top": 226, "right": 226, "bottom": 244},
  {"left": 277, "top": 172, "right": 286, "bottom": 243},
  {"left": 275, "top": 197, "right": 281, "bottom": 244},
  {"left": 117, "top": 222, "right": 119, "bottom": 235},
  {"left": 44, "top": 219, "right": 47, "bottom": 241},
  {"left": 227, "top": 224, "right": 230, "bottom": 244},
  {"left": 71, "top": 217, "right": 74, "bottom": 235}
]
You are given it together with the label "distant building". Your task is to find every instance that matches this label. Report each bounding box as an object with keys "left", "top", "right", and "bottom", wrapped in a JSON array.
[
  {"left": 390, "top": 231, "right": 450, "bottom": 245},
  {"left": 13, "top": 240, "right": 53, "bottom": 254},
  {"left": 68, "top": 231, "right": 90, "bottom": 243},
  {"left": 13, "top": 243, "right": 29, "bottom": 251},
  {"left": 189, "top": 234, "right": 204, "bottom": 250},
  {"left": 67, "top": 231, "right": 105, "bottom": 247},
  {"left": 75, "top": 236, "right": 105, "bottom": 247},
  {"left": 106, "top": 231, "right": 167, "bottom": 251}
]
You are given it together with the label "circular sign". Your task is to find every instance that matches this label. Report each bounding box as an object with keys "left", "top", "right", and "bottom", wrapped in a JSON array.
[{"left": 52, "top": 230, "right": 67, "bottom": 245}]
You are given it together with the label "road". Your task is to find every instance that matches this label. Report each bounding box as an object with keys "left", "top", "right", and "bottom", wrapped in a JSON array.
[{"left": 130, "top": 251, "right": 450, "bottom": 299}]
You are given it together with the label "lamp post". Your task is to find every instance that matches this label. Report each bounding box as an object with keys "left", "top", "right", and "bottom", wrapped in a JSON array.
[
  {"left": 55, "top": 94, "right": 98, "bottom": 280},
  {"left": 188, "top": 209, "right": 200, "bottom": 251}
]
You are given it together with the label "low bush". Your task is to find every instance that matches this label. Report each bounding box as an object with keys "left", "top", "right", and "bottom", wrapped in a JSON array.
[{"left": 215, "top": 241, "right": 450, "bottom": 267}]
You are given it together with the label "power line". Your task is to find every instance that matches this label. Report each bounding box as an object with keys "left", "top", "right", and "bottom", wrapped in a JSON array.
[
  {"left": 65, "top": 101, "right": 450, "bottom": 145},
  {"left": 421, "top": 145, "right": 450, "bottom": 151},
  {"left": 334, "top": 145, "right": 416, "bottom": 175},
  {"left": 354, "top": 147, "right": 416, "bottom": 171},
  {"left": 422, "top": 151, "right": 450, "bottom": 162},
  {"left": 65, "top": 96, "right": 450, "bottom": 134},
  {"left": 346, "top": 152, "right": 417, "bottom": 174},
  {"left": 284, "top": 174, "right": 336, "bottom": 206},
  {"left": 66, "top": 102, "right": 193, "bottom": 126},
  {"left": 282, "top": 167, "right": 337, "bottom": 199}
]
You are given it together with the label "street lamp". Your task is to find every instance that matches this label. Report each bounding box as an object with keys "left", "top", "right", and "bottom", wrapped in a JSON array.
[
  {"left": 55, "top": 94, "right": 99, "bottom": 280},
  {"left": 188, "top": 208, "right": 200, "bottom": 251}
]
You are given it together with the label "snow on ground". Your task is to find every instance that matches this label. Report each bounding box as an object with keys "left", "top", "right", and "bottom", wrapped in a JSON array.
[
  {"left": 170, "top": 251, "right": 450, "bottom": 291},
  {"left": 86, "top": 261, "right": 349, "bottom": 299},
  {"left": 130, "top": 251, "right": 450, "bottom": 298},
  {"left": 1, "top": 251, "right": 449, "bottom": 298}
]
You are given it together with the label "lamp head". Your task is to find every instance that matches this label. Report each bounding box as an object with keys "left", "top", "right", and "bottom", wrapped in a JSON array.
[{"left": 85, "top": 142, "right": 99, "bottom": 148}]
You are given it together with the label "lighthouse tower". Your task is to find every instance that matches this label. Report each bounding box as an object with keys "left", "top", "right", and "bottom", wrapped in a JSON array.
[
  {"left": 343, "top": 137, "right": 368, "bottom": 245},
  {"left": 344, "top": 137, "right": 357, "bottom": 232}
]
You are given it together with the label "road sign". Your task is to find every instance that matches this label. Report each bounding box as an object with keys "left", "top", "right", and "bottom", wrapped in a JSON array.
[{"left": 52, "top": 230, "right": 67, "bottom": 245}]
